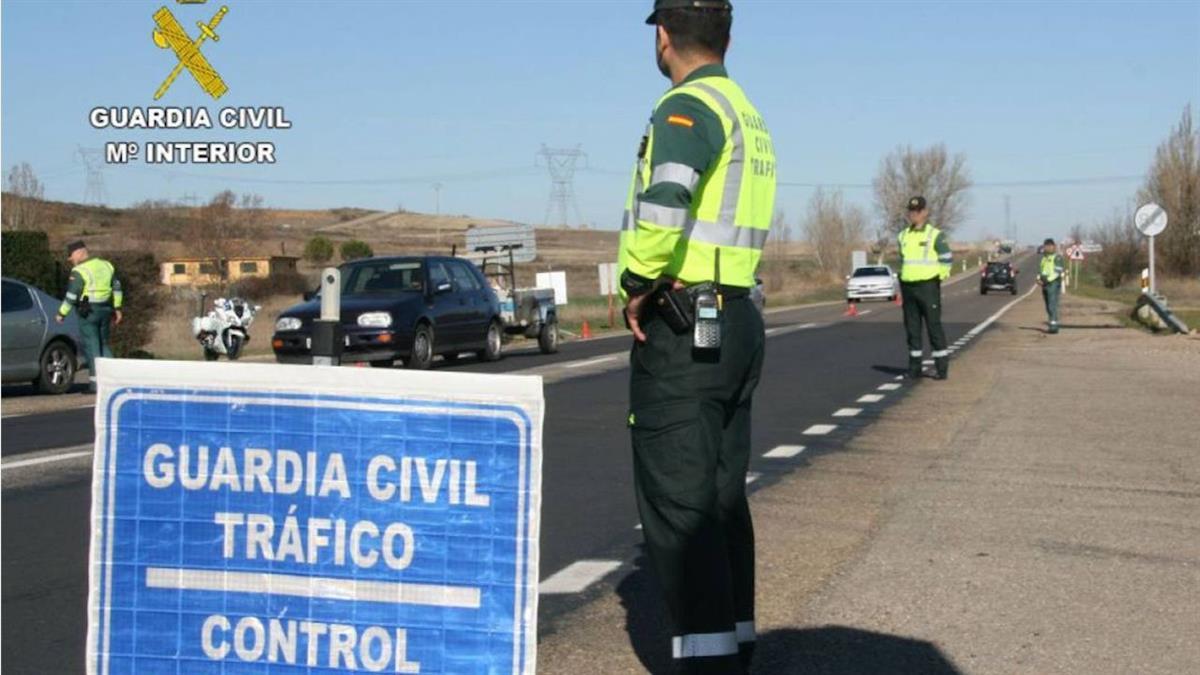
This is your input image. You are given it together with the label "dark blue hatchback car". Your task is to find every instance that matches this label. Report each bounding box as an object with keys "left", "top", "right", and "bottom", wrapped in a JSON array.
[{"left": 272, "top": 256, "right": 503, "bottom": 369}]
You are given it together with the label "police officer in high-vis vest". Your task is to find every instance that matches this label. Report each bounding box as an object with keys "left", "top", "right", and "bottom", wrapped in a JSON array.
[
  {"left": 618, "top": 1, "right": 775, "bottom": 671},
  {"left": 57, "top": 241, "right": 123, "bottom": 392},
  {"left": 1038, "top": 238, "right": 1065, "bottom": 334},
  {"left": 898, "top": 197, "right": 953, "bottom": 380}
]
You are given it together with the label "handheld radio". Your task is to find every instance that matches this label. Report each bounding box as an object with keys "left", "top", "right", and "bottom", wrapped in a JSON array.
[{"left": 693, "top": 249, "right": 723, "bottom": 349}]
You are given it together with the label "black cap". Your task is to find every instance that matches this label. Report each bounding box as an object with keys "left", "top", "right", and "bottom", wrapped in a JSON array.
[
  {"left": 1043, "top": 238, "right": 1056, "bottom": 246},
  {"left": 66, "top": 240, "right": 86, "bottom": 255},
  {"left": 646, "top": 0, "right": 732, "bottom": 24},
  {"left": 906, "top": 196, "right": 927, "bottom": 212}
]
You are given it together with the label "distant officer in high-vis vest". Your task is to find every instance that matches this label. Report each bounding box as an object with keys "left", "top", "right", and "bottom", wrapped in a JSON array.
[
  {"left": 898, "top": 197, "right": 953, "bottom": 380},
  {"left": 1038, "top": 238, "right": 1065, "bottom": 334},
  {"left": 57, "top": 241, "right": 123, "bottom": 392},
  {"left": 618, "top": 1, "right": 774, "bottom": 671}
]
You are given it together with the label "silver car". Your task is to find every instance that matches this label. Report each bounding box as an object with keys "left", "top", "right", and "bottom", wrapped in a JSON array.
[
  {"left": 2, "top": 277, "right": 82, "bottom": 394},
  {"left": 845, "top": 265, "right": 899, "bottom": 302}
]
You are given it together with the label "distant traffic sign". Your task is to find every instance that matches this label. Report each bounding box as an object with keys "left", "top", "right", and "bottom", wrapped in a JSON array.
[
  {"left": 88, "top": 360, "right": 543, "bottom": 675},
  {"left": 467, "top": 222, "right": 538, "bottom": 263},
  {"left": 1066, "top": 245, "right": 1085, "bottom": 261},
  {"left": 1134, "top": 203, "right": 1168, "bottom": 237}
]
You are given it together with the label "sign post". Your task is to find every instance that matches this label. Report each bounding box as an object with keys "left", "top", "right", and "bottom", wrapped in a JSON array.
[
  {"left": 312, "top": 267, "right": 342, "bottom": 367},
  {"left": 87, "top": 360, "right": 544, "bottom": 674},
  {"left": 1066, "top": 245, "right": 1085, "bottom": 290},
  {"left": 1134, "top": 203, "right": 1168, "bottom": 296},
  {"left": 598, "top": 263, "right": 618, "bottom": 328}
]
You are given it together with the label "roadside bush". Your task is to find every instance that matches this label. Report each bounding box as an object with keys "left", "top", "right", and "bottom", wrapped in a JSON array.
[
  {"left": 228, "top": 272, "right": 310, "bottom": 301},
  {"left": 1090, "top": 210, "right": 1144, "bottom": 289},
  {"left": 303, "top": 235, "right": 334, "bottom": 264},
  {"left": 1, "top": 230, "right": 65, "bottom": 296},
  {"left": 340, "top": 239, "right": 373, "bottom": 261},
  {"left": 106, "top": 251, "right": 162, "bottom": 358}
]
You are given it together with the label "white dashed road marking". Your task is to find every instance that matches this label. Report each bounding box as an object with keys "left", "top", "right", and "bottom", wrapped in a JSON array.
[
  {"left": 764, "top": 445, "right": 805, "bottom": 459},
  {"left": 878, "top": 383, "right": 902, "bottom": 391},
  {"left": 563, "top": 355, "right": 620, "bottom": 369},
  {"left": 856, "top": 394, "right": 884, "bottom": 403},
  {"left": 0, "top": 444, "right": 93, "bottom": 472},
  {"left": 540, "top": 560, "right": 623, "bottom": 594},
  {"left": 804, "top": 424, "right": 837, "bottom": 435},
  {"left": 745, "top": 472, "right": 761, "bottom": 485},
  {"left": 833, "top": 408, "right": 861, "bottom": 417}
]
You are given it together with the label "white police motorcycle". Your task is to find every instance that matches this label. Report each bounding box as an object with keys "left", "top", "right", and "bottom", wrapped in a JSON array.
[{"left": 192, "top": 294, "right": 260, "bottom": 361}]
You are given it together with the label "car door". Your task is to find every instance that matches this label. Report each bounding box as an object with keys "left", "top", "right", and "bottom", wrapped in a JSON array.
[
  {"left": 447, "top": 260, "right": 490, "bottom": 348},
  {"left": 425, "top": 261, "right": 464, "bottom": 349},
  {"left": 2, "top": 280, "right": 46, "bottom": 381}
]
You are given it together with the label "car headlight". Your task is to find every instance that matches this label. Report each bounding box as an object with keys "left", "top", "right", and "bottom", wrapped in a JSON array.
[
  {"left": 275, "top": 317, "right": 302, "bottom": 332},
  {"left": 357, "top": 312, "right": 393, "bottom": 328}
]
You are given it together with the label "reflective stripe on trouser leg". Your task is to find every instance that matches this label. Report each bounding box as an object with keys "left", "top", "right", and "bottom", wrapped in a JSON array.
[
  {"left": 909, "top": 350, "right": 923, "bottom": 358},
  {"left": 736, "top": 621, "right": 755, "bottom": 643},
  {"left": 673, "top": 631, "right": 739, "bottom": 659}
]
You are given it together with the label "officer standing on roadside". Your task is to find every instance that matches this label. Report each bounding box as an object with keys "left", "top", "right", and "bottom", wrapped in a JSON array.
[
  {"left": 898, "top": 197, "right": 953, "bottom": 379},
  {"left": 618, "top": 1, "right": 775, "bottom": 671},
  {"left": 57, "top": 241, "right": 123, "bottom": 392},
  {"left": 1037, "top": 238, "right": 1065, "bottom": 334}
]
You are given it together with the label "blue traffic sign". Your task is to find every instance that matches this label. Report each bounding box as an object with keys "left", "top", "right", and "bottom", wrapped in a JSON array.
[{"left": 87, "top": 361, "right": 543, "bottom": 675}]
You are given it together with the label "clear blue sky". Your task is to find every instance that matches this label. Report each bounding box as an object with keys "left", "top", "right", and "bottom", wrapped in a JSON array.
[{"left": 3, "top": 0, "right": 1198, "bottom": 242}]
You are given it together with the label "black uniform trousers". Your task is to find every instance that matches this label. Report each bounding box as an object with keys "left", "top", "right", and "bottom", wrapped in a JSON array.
[
  {"left": 629, "top": 296, "right": 765, "bottom": 674},
  {"left": 901, "top": 277, "right": 949, "bottom": 377}
]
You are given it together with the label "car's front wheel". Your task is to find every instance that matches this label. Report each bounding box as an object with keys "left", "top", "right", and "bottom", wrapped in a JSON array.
[
  {"left": 36, "top": 340, "right": 77, "bottom": 395},
  {"left": 407, "top": 324, "right": 435, "bottom": 370}
]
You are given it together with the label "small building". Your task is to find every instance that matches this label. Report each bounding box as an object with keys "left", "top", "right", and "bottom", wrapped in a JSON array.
[{"left": 160, "top": 255, "right": 299, "bottom": 286}]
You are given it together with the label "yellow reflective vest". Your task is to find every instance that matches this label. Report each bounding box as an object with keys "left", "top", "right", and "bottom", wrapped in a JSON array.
[
  {"left": 898, "top": 224, "right": 951, "bottom": 282},
  {"left": 618, "top": 75, "right": 776, "bottom": 293},
  {"left": 59, "top": 257, "right": 122, "bottom": 316}
]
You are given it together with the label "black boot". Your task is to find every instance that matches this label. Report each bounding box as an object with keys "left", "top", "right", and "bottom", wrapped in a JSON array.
[
  {"left": 907, "top": 357, "right": 923, "bottom": 379},
  {"left": 934, "top": 357, "right": 948, "bottom": 380}
]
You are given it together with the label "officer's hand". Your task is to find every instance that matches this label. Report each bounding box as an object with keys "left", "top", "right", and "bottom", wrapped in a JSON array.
[
  {"left": 114, "top": 310, "right": 123, "bottom": 326},
  {"left": 625, "top": 294, "right": 648, "bottom": 343},
  {"left": 55, "top": 315, "right": 65, "bottom": 324}
]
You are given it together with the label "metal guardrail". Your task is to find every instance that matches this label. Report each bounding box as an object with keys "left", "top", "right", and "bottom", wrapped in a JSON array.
[{"left": 1133, "top": 293, "right": 1191, "bottom": 334}]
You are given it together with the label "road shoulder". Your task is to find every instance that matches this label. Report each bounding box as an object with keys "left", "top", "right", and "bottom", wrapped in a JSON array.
[{"left": 537, "top": 293, "right": 1200, "bottom": 674}]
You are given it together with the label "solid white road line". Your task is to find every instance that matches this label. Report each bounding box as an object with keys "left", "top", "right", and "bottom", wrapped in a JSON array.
[
  {"left": 0, "top": 444, "right": 93, "bottom": 471},
  {"left": 539, "top": 560, "right": 622, "bottom": 594},
  {"left": 563, "top": 354, "right": 621, "bottom": 369},
  {"left": 803, "top": 424, "right": 837, "bottom": 435},
  {"left": 765, "top": 322, "right": 819, "bottom": 337},
  {"left": 857, "top": 394, "right": 884, "bottom": 403},
  {"left": 833, "top": 408, "right": 862, "bottom": 417},
  {"left": 763, "top": 444, "right": 805, "bottom": 459},
  {"left": 878, "top": 383, "right": 902, "bottom": 391}
]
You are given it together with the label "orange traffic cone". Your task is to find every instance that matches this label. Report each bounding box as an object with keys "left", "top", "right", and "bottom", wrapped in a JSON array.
[
  {"left": 843, "top": 301, "right": 859, "bottom": 317},
  {"left": 581, "top": 321, "right": 593, "bottom": 339},
  {"left": 894, "top": 293, "right": 902, "bottom": 307}
]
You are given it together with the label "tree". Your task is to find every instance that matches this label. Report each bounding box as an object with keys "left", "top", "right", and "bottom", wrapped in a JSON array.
[
  {"left": 873, "top": 144, "right": 972, "bottom": 236},
  {"left": 340, "top": 239, "right": 374, "bottom": 261},
  {"left": 1089, "top": 208, "right": 1143, "bottom": 289},
  {"left": 304, "top": 236, "right": 334, "bottom": 264},
  {"left": 803, "top": 189, "right": 867, "bottom": 279},
  {"left": 1137, "top": 105, "right": 1199, "bottom": 277},
  {"left": 4, "top": 162, "right": 45, "bottom": 231},
  {"left": 181, "top": 190, "right": 267, "bottom": 286}
]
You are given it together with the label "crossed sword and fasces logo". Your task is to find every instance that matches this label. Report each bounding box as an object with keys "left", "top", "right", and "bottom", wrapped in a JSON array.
[{"left": 152, "top": 4, "right": 230, "bottom": 100}]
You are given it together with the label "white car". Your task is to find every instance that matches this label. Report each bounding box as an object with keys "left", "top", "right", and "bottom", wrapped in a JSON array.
[{"left": 845, "top": 265, "right": 899, "bottom": 302}]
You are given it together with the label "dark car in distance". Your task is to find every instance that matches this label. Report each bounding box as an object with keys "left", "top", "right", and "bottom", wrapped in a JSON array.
[
  {"left": 272, "top": 256, "right": 503, "bottom": 369},
  {"left": 980, "top": 261, "right": 1018, "bottom": 295}
]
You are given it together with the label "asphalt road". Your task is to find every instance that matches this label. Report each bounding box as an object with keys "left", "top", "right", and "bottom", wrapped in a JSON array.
[{"left": 1, "top": 254, "right": 1032, "bottom": 673}]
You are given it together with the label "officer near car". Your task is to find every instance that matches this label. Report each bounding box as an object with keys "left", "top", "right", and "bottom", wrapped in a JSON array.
[
  {"left": 898, "top": 196, "right": 953, "bottom": 380},
  {"left": 56, "top": 241, "right": 123, "bottom": 392},
  {"left": 618, "top": 1, "right": 775, "bottom": 672},
  {"left": 1037, "top": 238, "right": 1065, "bottom": 334}
]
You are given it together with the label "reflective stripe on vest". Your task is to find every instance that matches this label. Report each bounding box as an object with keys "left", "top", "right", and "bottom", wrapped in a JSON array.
[
  {"left": 620, "top": 76, "right": 776, "bottom": 287},
  {"left": 899, "top": 225, "right": 942, "bottom": 282}
]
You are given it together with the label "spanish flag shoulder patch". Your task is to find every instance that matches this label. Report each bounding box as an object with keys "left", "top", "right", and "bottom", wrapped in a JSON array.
[{"left": 666, "top": 114, "right": 695, "bottom": 129}]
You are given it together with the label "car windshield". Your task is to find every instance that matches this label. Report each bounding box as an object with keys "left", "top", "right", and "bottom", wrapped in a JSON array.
[
  {"left": 988, "top": 263, "right": 1010, "bottom": 272},
  {"left": 852, "top": 267, "right": 890, "bottom": 277},
  {"left": 342, "top": 261, "right": 425, "bottom": 295}
]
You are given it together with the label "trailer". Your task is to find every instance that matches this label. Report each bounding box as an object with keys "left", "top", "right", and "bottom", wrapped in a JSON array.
[{"left": 455, "top": 244, "right": 560, "bottom": 354}]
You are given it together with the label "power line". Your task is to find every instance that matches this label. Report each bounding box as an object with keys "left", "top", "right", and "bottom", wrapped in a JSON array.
[
  {"left": 75, "top": 146, "right": 107, "bottom": 205},
  {"left": 776, "top": 174, "right": 1146, "bottom": 190}
]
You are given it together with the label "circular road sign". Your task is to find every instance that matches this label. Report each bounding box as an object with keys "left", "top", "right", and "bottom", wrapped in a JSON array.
[{"left": 1134, "top": 203, "right": 1168, "bottom": 237}]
